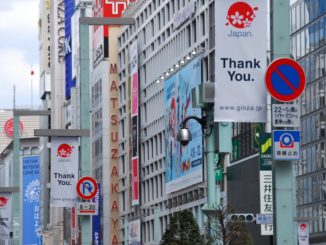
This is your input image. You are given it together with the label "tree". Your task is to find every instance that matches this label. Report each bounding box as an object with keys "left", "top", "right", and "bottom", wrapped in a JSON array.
[
  {"left": 161, "top": 210, "right": 204, "bottom": 245},
  {"left": 205, "top": 205, "right": 253, "bottom": 245}
]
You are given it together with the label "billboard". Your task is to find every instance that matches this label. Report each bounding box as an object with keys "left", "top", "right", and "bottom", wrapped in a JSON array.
[
  {"left": 164, "top": 58, "right": 203, "bottom": 194},
  {"left": 129, "top": 219, "right": 141, "bottom": 245},
  {"left": 50, "top": 137, "right": 79, "bottom": 207},
  {"left": 130, "top": 41, "right": 139, "bottom": 205},
  {"left": 214, "top": 0, "right": 267, "bottom": 122},
  {"left": 92, "top": 183, "right": 101, "bottom": 244},
  {"left": 22, "top": 156, "right": 40, "bottom": 245},
  {"left": 0, "top": 193, "right": 13, "bottom": 241},
  {"left": 64, "top": 0, "right": 76, "bottom": 99}
]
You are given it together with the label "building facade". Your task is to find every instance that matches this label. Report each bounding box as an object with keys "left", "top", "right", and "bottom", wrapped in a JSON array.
[
  {"left": 118, "top": 0, "right": 213, "bottom": 243},
  {"left": 291, "top": 0, "right": 326, "bottom": 243}
]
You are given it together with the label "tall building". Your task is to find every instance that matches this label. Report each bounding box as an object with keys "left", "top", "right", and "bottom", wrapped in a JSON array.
[
  {"left": 290, "top": 0, "right": 326, "bottom": 243},
  {"left": 118, "top": 1, "right": 212, "bottom": 243}
]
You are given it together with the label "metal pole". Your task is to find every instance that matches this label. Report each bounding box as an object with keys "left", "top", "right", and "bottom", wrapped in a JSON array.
[
  {"left": 13, "top": 115, "right": 21, "bottom": 245},
  {"left": 79, "top": 23, "right": 92, "bottom": 245},
  {"left": 271, "top": 0, "right": 297, "bottom": 244}
]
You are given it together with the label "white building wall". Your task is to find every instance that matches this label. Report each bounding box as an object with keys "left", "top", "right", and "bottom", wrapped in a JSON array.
[{"left": 118, "top": 0, "right": 213, "bottom": 243}]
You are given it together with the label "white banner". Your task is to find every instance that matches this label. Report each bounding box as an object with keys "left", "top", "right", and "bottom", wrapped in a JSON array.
[
  {"left": 0, "top": 193, "right": 12, "bottom": 240},
  {"left": 129, "top": 219, "right": 141, "bottom": 245},
  {"left": 259, "top": 171, "right": 273, "bottom": 235},
  {"left": 298, "top": 222, "right": 309, "bottom": 245},
  {"left": 50, "top": 137, "right": 79, "bottom": 207},
  {"left": 214, "top": 0, "right": 267, "bottom": 122}
]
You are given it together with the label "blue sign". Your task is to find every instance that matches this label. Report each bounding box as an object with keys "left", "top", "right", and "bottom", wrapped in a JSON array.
[
  {"left": 65, "top": 0, "right": 76, "bottom": 99},
  {"left": 23, "top": 156, "right": 40, "bottom": 245},
  {"left": 273, "top": 130, "right": 300, "bottom": 160},
  {"left": 92, "top": 183, "right": 101, "bottom": 245}
]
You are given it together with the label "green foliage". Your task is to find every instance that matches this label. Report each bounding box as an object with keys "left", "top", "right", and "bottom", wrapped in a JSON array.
[
  {"left": 205, "top": 205, "right": 253, "bottom": 245},
  {"left": 161, "top": 210, "right": 204, "bottom": 245}
]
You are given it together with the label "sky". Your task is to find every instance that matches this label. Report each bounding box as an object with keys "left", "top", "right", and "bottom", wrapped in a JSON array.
[{"left": 0, "top": 0, "right": 40, "bottom": 110}]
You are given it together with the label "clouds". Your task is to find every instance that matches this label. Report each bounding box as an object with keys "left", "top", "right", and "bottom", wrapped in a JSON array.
[{"left": 0, "top": 0, "right": 39, "bottom": 109}]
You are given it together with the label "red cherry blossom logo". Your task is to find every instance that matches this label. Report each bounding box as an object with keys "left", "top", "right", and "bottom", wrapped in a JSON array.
[
  {"left": 4, "top": 118, "right": 24, "bottom": 138},
  {"left": 57, "top": 144, "right": 74, "bottom": 158},
  {"left": 0, "top": 196, "right": 8, "bottom": 207},
  {"left": 300, "top": 223, "right": 307, "bottom": 230},
  {"left": 226, "top": 2, "right": 258, "bottom": 29}
]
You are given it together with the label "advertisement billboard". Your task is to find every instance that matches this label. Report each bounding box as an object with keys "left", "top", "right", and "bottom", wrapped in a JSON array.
[
  {"left": 164, "top": 58, "right": 203, "bottom": 194},
  {"left": 65, "top": 0, "right": 76, "bottom": 99},
  {"left": 214, "top": 0, "right": 267, "bottom": 122},
  {"left": 129, "top": 219, "right": 141, "bottom": 245},
  {"left": 50, "top": 137, "right": 79, "bottom": 207},
  {"left": 22, "top": 156, "right": 40, "bottom": 245},
  {"left": 0, "top": 193, "right": 13, "bottom": 241},
  {"left": 130, "top": 41, "right": 140, "bottom": 205}
]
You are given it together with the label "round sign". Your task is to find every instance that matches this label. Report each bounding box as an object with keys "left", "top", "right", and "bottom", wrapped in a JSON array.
[
  {"left": 265, "top": 58, "right": 306, "bottom": 102},
  {"left": 4, "top": 118, "right": 24, "bottom": 138},
  {"left": 76, "top": 176, "right": 98, "bottom": 200}
]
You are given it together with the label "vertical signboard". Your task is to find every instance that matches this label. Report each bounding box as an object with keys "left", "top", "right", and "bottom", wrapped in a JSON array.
[
  {"left": 298, "top": 222, "right": 309, "bottom": 245},
  {"left": 0, "top": 193, "right": 13, "bottom": 241},
  {"left": 259, "top": 134, "right": 273, "bottom": 235},
  {"left": 50, "top": 137, "right": 79, "bottom": 207},
  {"left": 129, "top": 219, "right": 141, "bottom": 245},
  {"left": 214, "top": 0, "right": 267, "bottom": 122},
  {"left": 130, "top": 41, "right": 140, "bottom": 206},
  {"left": 92, "top": 183, "right": 101, "bottom": 245},
  {"left": 109, "top": 28, "right": 120, "bottom": 245},
  {"left": 164, "top": 58, "right": 203, "bottom": 194},
  {"left": 22, "top": 156, "right": 40, "bottom": 245},
  {"left": 64, "top": 0, "right": 76, "bottom": 99}
]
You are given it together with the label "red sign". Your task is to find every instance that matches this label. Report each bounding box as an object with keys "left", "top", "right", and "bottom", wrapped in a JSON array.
[
  {"left": 265, "top": 58, "right": 306, "bottom": 102},
  {"left": 76, "top": 176, "right": 98, "bottom": 200},
  {"left": 4, "top": 118, "right": 24, "bottom": 138},
  {"left": 0, "top": 196, "right": 8, "bottom": 207},
  {"left": 131, "top": 157, "right": 139, "bottom": 205}
]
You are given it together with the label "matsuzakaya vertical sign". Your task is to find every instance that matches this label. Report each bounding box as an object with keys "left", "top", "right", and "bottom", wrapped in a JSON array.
[{"left": 214, "top": 0, "right": 267, "bottom": 122}]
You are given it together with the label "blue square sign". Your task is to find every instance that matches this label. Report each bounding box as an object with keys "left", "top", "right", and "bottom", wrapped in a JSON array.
[{"left": 273, "top": 130, "right": 300, "bottom": 160}]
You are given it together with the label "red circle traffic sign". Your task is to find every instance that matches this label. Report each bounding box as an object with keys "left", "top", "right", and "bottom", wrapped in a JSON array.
[
  {"left": 265, "top": 58, "right": 306, "bottom": 102},
  {"left": 76, "top": 176, "right": 98, "bottom": 200}
]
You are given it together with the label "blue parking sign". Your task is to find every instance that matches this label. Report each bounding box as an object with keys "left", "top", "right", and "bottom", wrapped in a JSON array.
[{"left": 273, "top": 130, "right": 300, "bottom": 160}]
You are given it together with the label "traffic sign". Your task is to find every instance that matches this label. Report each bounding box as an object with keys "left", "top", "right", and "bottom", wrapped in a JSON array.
[
  {"left": 76, "top": 176, "right": 98, "bottom": 200},
  {"left": 273, "top": 130, "right": 300, "bottom": 160},
  {"left": 76, "top": 202, "right": 98, "bottom": 215},
  {"left": 272, "top": 103, "right": 300, "bottom": 127},
  {"left": 256, "top": 214, "right": 273, "bottom": 225},
  {"left": 265, "top": 58, "right": 306, "bottom": 102}
]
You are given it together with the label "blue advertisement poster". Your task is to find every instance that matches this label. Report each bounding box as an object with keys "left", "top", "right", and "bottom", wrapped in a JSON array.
[
  {"left": 92, "top": 183, "right": 101, "bottom": 244},
  {"left": 22, "top": 156, "right": 40, "bottom": 245},
  {"left": 164, "top": 58, "right": 203, "bottom": 193}
]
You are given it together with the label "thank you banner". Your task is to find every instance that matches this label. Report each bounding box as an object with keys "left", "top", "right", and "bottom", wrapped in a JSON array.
[{"left": 214, "top": 0, "right": 267, "bottom": 122}]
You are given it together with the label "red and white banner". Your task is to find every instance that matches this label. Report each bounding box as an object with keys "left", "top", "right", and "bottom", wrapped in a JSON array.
[
  {"left": 214, "top": 0, "right": 267, "bottom": 122},
  {"left": 298, "top": 222, "right": 309, "bottom": 245},
  {"left": 0, "top": 193, "right": 12, "bottom": 240},
  {"left": 50, "top": 137, "right": 79, "bottom": 207}
]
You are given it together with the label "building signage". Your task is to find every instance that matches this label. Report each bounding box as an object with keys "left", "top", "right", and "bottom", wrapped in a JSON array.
[
  {"left": 259, "top": 171, "right": 273, "bottom": 235},
  {"left": 214, "top": 0, "right": 267, "bottom": 122},
  {"left": 57, "top": 0, "right": 65, "bottom": 63},
  {"left": 173, "top": 0, "right": 195, "bottom": 30},
  {"left": 4, "top": 118, "right": 23, "bottom": 138},
  {"left": 92, "top": 183, "right": 101, "bottom": 245},
  {"left": 0, "top": 193, "right": 12, "bottom": 240},
  {"left": 130, "top": 41, "right": 140, "bottom": 206},
  {"left": 129, "top": 219, "right": 141, "bottom": 245},
  {"left": 22, "top": 156, "right": 41, "bottom": 244},
  {"left": 164, "top": 58, "right": 203, "bottom": 194},
  {"left": 50, "top": 137, "right": 79, "bottom": 207},
  {"left": 108, "top": 29, "right": 121, "bottom": 245},
  {"left": 265, "top": 58, "right": 306, "bottom": 102},
  {"left": 273, "top": 130, "right": 300, "bottom": 160},
  {"left": 272, "top": 103, "right": 300, "bottom": 127}
]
